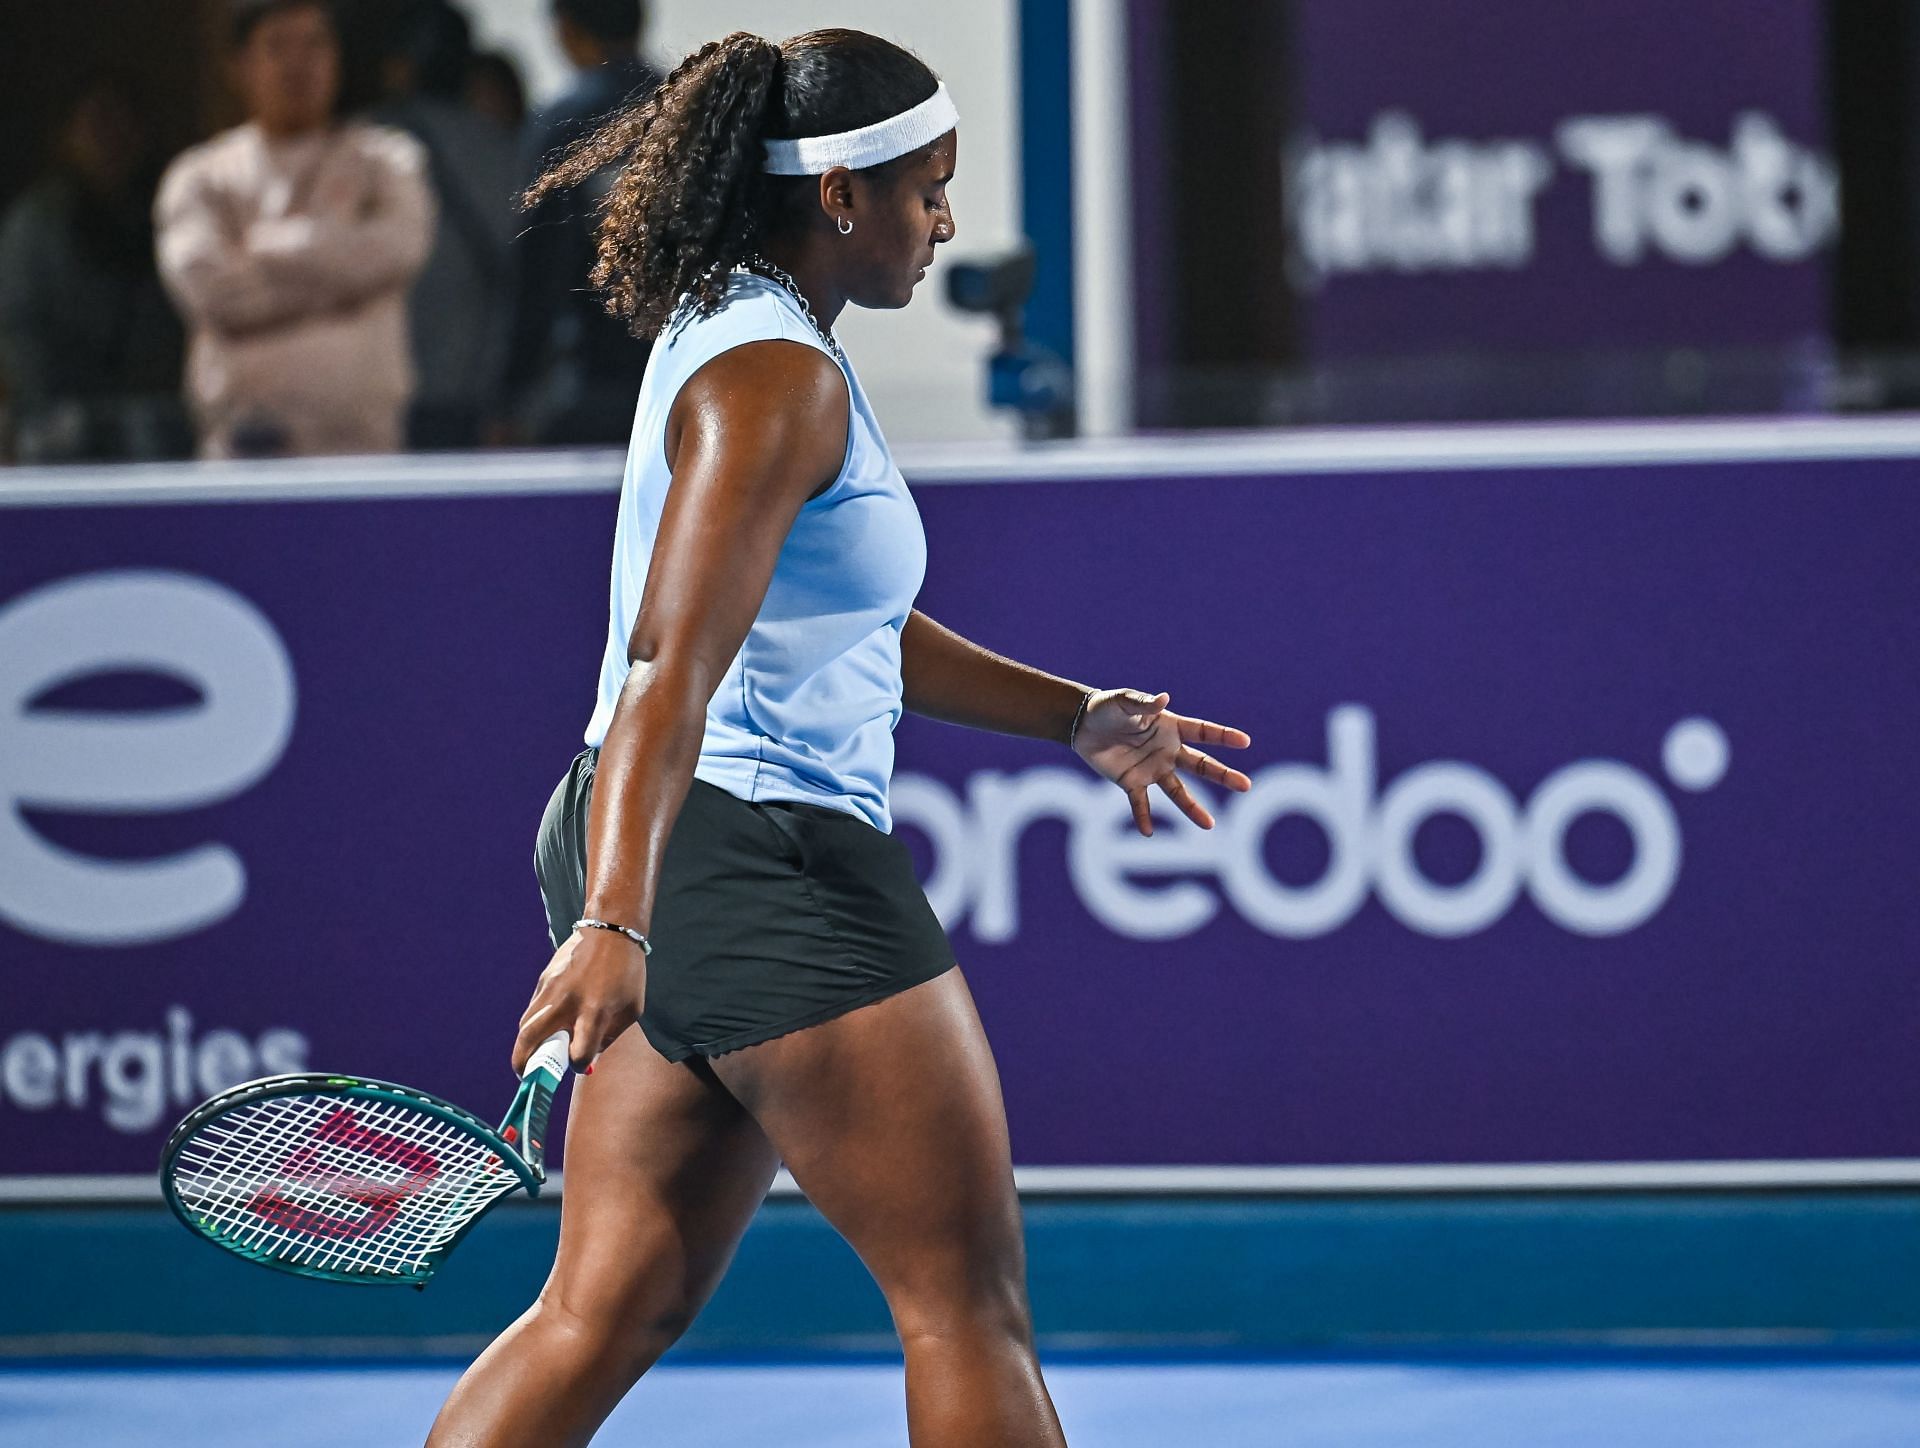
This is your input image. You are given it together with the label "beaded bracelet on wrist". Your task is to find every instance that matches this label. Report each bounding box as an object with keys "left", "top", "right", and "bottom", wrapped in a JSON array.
[{"left": 575, "top": 917, "right": 653, "bottom": 954}]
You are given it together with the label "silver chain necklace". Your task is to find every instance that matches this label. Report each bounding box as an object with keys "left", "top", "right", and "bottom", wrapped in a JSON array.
[{"left": 743, "top": 251, "right": 846, "bottom": 366}]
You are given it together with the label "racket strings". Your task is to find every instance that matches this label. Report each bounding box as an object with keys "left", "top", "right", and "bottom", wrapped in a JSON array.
[{"left": 172, "top": 1091, "right": 518, "bottom": 1279}]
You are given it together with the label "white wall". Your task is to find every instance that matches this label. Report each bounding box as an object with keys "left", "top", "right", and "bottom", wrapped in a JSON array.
[
  {"left": 462, "top": 0, "right": 572, "bottom": 103},
  {"left": 462, "top": 0, "right": 1023, "bottom": 443}
]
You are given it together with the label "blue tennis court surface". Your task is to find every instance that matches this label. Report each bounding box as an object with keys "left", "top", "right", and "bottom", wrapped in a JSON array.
[{"left": 6, "top": 1358, "right": 1920, "bottom": 1446}]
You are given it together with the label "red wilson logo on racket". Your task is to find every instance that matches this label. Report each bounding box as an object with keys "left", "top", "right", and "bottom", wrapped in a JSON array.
[{"left": 247, "top": 1105, "right": 442, "bottom": 1239}]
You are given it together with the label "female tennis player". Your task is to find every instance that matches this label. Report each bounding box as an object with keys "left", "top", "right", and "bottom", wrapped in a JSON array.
[{"left": 426, "top": 27, "right": 1251, "bottom": 1448}]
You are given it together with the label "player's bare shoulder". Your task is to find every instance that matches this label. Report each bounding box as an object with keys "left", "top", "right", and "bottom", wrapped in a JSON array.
[{"left": 667, "top": 340, "right": 848, "bottom": 492}]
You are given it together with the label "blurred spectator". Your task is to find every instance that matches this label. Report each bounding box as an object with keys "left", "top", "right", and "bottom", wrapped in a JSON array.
[
  {"left": 370, "top": 0, "right": 519, "bottom": 449},
  {"left": 504, "top": 0, "right": 664, "bottom": 445},
  {"left": 0, "top": 74, "right": 188, "bottom": 463},
  {"left": 467, "top": 50, "right": 528, "bottom": 132},
  {"left": 154, "top": 0, "right": 434, "bottom": 458}
]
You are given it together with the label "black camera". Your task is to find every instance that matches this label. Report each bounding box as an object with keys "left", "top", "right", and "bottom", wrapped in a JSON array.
[
  {"left": 944, "top": 245, "right": 1038, "bottom": 322},
  {"left": 943, "top": 242, "right": 1074, "bottom": 440}
]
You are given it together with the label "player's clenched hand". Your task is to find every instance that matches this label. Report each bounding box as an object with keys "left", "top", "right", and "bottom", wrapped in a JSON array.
[
  {"left": 1070, "top": 688, "right": 1253, "bottom": 836},
  {"left": 511, "top": 928, "right": 648, "bottom": 1075}
]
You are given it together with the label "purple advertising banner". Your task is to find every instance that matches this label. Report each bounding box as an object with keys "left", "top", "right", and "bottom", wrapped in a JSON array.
[
  {"left": 1128, "top": 0, "right": 1836, "bottom": 425},
  {"left": 1288, "top": 0, "right": 1834, "bottom": 355},
  {"left": 2, "top": 426, "right": 1917, "bottom": 1187}
]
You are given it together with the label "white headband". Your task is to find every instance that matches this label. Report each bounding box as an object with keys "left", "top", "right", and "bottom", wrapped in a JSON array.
[{"left": 761, "top": 82, "right": 958, "bottom": 175}]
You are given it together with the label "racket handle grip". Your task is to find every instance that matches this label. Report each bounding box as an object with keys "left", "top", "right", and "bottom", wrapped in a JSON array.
[{"left": 523, "top": 1030, "right": 571, "bottom": 1082}]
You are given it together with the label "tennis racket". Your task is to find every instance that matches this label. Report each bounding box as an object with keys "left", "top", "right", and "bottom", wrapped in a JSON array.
[{"left": 159, "top": 1031, "right": 573, "bottom": 1288}]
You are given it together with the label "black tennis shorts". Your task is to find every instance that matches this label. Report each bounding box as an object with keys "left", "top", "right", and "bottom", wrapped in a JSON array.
[{"left": 532, "top": 746, "right": 958, "bottom": 1063}]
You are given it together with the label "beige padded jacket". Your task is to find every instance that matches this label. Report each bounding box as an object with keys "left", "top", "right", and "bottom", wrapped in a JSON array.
[{"left": 155, "top": 121, "right": 434, "bottom": 458}]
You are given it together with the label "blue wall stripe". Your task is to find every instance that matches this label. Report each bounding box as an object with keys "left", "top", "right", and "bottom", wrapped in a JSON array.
[
  {"left": 1019, "top": 0, "right": 1076, "bottom": 370},
  {"left": 8, "top": 1194, "right": 1920, "bottom": 1358}
]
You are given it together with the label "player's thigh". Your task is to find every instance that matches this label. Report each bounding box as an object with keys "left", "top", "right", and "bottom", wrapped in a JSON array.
[
  {"left": 708, "top": 968, "right": 1029, "bottom": 1318},
  {"left": 541, "top": 1022, "right": 779, "bottom": 1339}
]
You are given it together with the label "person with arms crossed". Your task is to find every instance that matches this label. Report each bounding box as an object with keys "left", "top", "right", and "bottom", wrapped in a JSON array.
[
  {"left": 426, "top": 28, "right": 1252, "bottom": 1448},
  {"left": 154, "top": 0, "right": 433, "bottom": 458}
]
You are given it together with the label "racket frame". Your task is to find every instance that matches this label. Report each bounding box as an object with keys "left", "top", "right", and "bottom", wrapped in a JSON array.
[{"left": 160, "top": 1071, "right": 545, "bottom": 1288}]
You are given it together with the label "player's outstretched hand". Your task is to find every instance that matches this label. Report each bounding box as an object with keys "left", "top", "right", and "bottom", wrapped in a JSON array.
[
  {"left": 1070, "top": 688, "right": 1252, "bottom": 836},
  {"left": 511, "top": 928, "right": 649, "bottom": 1075}
]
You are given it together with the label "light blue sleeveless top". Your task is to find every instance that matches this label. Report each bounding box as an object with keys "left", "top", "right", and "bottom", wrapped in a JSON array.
[{"left": 582, "top": 269, "right": 927, "bottom": 833}]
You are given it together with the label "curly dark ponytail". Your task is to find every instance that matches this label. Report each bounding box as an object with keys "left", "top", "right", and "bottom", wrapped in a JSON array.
[{"left": 523, "top": 28, "right": 941, "bottom": 340}]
